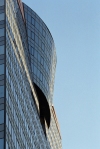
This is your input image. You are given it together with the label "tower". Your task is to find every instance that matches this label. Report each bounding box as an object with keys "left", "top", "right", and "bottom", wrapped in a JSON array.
[{"left": 0, "top": 0, "right": 62, "bottom": 148}]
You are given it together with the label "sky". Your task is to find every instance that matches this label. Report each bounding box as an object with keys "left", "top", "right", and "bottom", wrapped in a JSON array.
[{"left": 23, "top": 0, "right": 100, "bottom": 149}]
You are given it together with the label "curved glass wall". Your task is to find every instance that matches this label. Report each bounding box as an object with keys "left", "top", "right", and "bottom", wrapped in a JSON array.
[{"left": 23, "top": 3, "right": 57, "bottom": 104}]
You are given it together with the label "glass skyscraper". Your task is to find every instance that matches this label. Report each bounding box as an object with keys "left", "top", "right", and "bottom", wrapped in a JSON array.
[{"left": 0, "top": 0, "right": 62, "bottom": 148}]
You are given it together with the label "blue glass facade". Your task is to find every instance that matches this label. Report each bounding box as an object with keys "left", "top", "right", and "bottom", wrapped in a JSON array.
[
  {"left": 0, "top": 0, "right": 5, "bottom": 148},
  {"left": 5, "top": 0, "right": 51, "bottom": 148},
  {"left": 0, "top": 0, "right": 62, "bottom": 148},
  {"left": 23, "top": 3, "right": 57, "bottom": 104}
]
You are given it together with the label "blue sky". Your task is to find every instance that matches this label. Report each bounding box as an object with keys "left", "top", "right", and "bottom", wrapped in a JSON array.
[{"left": 23, "top": 0, "right": 100, "bottom": 148}]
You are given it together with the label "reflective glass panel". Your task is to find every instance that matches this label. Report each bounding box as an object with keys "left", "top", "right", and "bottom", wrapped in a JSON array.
[
  {"left": 35, "top": 35, "right": 38, "bottom": 44},
  {"left": 38, "top": 53, "right": 40, "bottom": 62},
  {"left": 34, "top": 65, "right": 37, "bottom": 75},
  {"left": 39, "top": 38, "right": 41, "bottom": 47},
  {"left": 0, "top": 86, "right": 4, "bottom": 98},
  {"left": 32, "top": 18, "right": 34, "bottom": 25},
  {"left": 31, "top": 47, "right": 34, "bottom": 55},
  {"left": 0, "top": 64, "right": 4, "bottom": 75},
  {"left": 28, "top": 29, "right": 31, "bottom": 38},
  {"left": 0, "top": 45, "right": 4, "bottom": 55},
  {"left": 35, "top": 21, "right": 39, "bottom": 30},
  {"left": 43, "top": 29, "right": 46, "bottom": 37},
  {"left": 0, "top": 0, "right": 4, "bottom": 6},
  {"left": 37, "top": 69, "right": 40, "bottom": 78},
  {"left": 39, "top": 25, "right": 42, "bottom": 34},
  {"left": 28, "top": 14, "right": 31, "bottom": 23},
  {"left": 32, "top": 32, "right": 34, "bottom": 40},
  {"left": 42, "top": 43, "right": 44, "bottom": 50},
  {"left": 41, "top": 57, "right": 43, "bottom": 65},
  {"left": 0, "top": 110, "right": 4, "bottom": 124},
  {"left": 0, "top": 28, "right": 4, "bottom": 37},
  {"left": 34, "top": 50, "right": 37, "bottom": 59},
  {"left": 0, "top": 14, "right": 4, "bottom": 21}
]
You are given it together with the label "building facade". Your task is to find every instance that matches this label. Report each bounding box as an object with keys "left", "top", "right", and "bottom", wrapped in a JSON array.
[{"left": 0, "top": 0, "right": 62, "bottom": 148}]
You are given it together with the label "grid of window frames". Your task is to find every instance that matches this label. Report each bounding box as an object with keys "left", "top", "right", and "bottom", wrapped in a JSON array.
[
  {"left": 6, "top": 0, "right": 51, "bottom": 149},
  {"left": 0, "top": 0, "right": 5, "bottom": 149},
  {"left": 23, "top": 3, "right": 57, "bottom": 104},
  {"left": 46, "top": 107, "right": 62, "bottom": 149}
]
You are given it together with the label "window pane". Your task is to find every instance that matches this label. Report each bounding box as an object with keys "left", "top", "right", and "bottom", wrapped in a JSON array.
[
  {"left": 40, "top": 72, "right": 42, "bottom": 81},
  {"left": 34, "top": 66, "right": 37, "bottom": 75},
  {"left": 0, "top": 0, "right": 4, "bottom": 6},
  {"left": 41, "top": 57, "right": 43, "bottom": 65},
  {"left": 32, "top": 32, "right": 34, "bottom": 40},
  {"left": 28, "top": 14, "right": 31, "bottom": 23},
  {"left": 0, "top": 124, "right": 4, "bottom": 132},
  {"left": 37, "top": 53, "right": 40, "bottom": 62},
  {"left": 0, "top": 55, "right": 4, "bottom": 59},
  {"left": 0, "top": 75, "right": 4, "bottom": 80},
  {"left": 34, "top": 50, "right": 37, "bottom": 59},
  {"left": 42, "top": 43, "right": 45, "bottom": 51},
  {"left": 31, "top": 64, "right": 33, "bottom": 72},
  {"left": 0, "top": 98, "right": 4, "bottom": 104},
  {"left": 0, "top": 110, "right": 4, "bottom": 124},
  {"left": 43, "top": 29, "right": 46, "bottom": 37},
  {"left": 31, "top": 47, "right": 34, "bottom": 55},
  {"left": 0, "top": 104, "right": 4, "bottom": 110},
  {"left": 0, "top": 86, "right": 4, "bottom": 98},
  {"left": 0, "top": 14, "right": 4, "bottom": 21},
  {"left": 0, "top": 28, "right": 4, "bottom": 37},
  {"left": 29, "top": 45, "right": 32, "bottom": 54},
  {"left": 35, "top": 35, "right": 38, "bottom": 44},
  {"left": 27, "top": 29, "right": 31, "bottom": 38},
  {"left": 0, "top": 41, "right": 4, "bottom": 46},
  {"left": 0, "top": 130, "right": 4, "bottom": 139},
  {"left": 25, "top": 12, "right": 27, "bottom": 19},
  {"left": 0, "top": 58, "right": 4, "bottom": 65},
  {"left": 37, "top": 69, "right": 40, "bottom": 78},
  {"left": 39, "top": 38, "right": 41, "bottom": 47},
  {"left": 39, "top": 26, "right": 42, "bottom": 34},
  {"left": 35, "top": 21, "right": 39, "bottom": 30},
  {"left": 0, "top": 45, "right": 4, "bottom": 55},
  {"left": 0, "top": 64, "right": 4, "bottom": 75},
  {"left": 32, "top": 18, "right": 34, "bottom": 25},
  {"left": 43, "top": 76, "right": 45, "bottom": 85}
]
